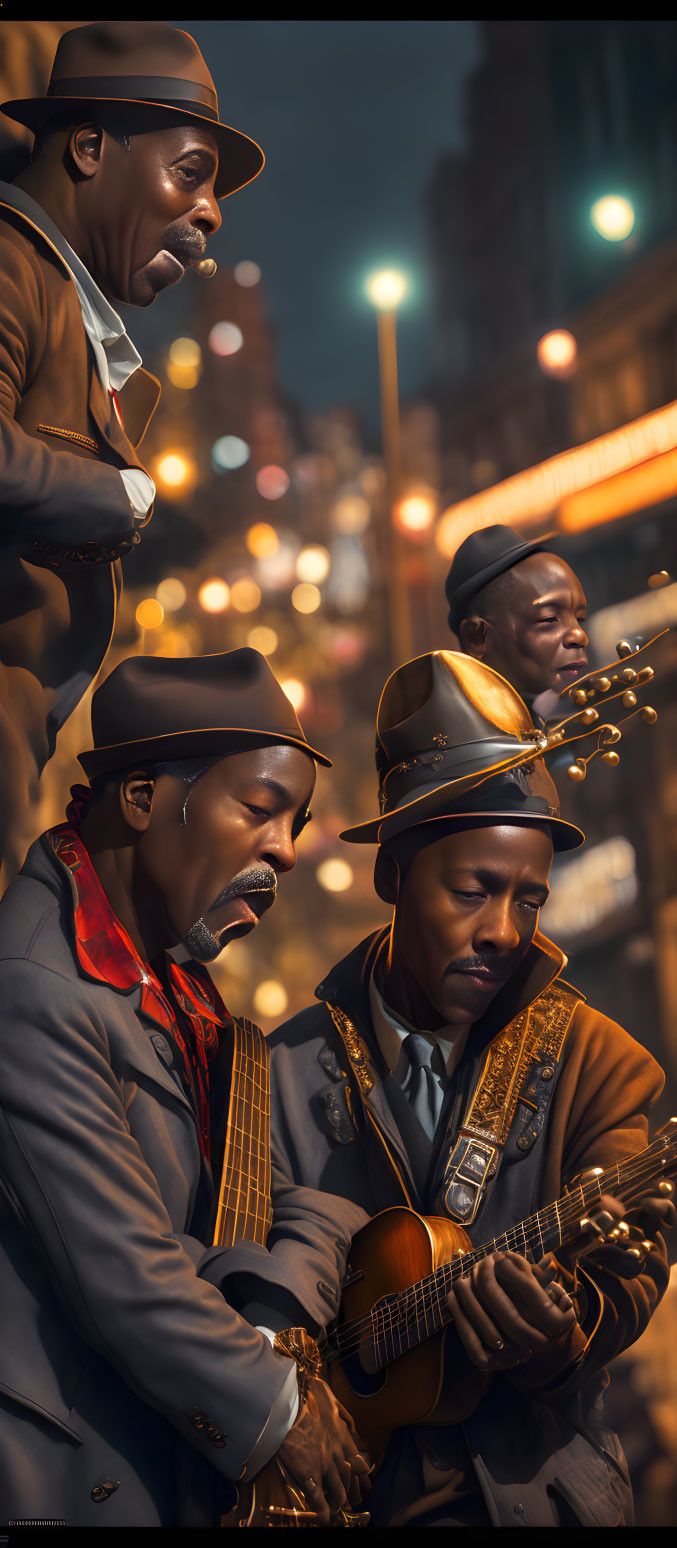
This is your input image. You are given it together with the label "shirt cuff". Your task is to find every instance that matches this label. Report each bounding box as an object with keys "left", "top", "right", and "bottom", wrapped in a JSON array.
[
  {"left": 119, "top": 466, "right": 156, "bottom": 520},
  {"left": 240, "top": 1328, "right": 300, "bottom": 1479}
]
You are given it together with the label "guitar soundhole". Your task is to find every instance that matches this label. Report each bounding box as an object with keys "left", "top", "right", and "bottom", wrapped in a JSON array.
[{"left": 337, "top": 1294, "right": 400, "bottom": 1396}]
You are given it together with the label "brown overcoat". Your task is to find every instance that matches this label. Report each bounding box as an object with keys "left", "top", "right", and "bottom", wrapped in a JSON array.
[{"left": 0, "top": 200, "right": 160, "bottom": 877}]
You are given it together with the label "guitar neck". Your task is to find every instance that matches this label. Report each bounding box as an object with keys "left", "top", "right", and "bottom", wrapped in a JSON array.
[{"left": 328, "top": 1126, "right": 676, "bottom": 1373}]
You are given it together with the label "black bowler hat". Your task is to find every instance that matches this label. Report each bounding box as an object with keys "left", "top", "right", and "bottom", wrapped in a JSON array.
[
  {"left": 78, "top": 649, "right": 331, "bottom": 779},
  {"left": 445, "top": 524, "right": 556, "bottom": 635},
  {"left": 1, "top": 21, "right": 264, "bottom": 200},
  {"left": 339, "top": 650, "right": 583, "bottom": 851}
]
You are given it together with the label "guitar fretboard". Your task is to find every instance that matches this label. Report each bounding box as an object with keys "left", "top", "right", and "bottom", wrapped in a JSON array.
[{"left": 326, "top": 1127, "right": 676, "bottom": 1371}]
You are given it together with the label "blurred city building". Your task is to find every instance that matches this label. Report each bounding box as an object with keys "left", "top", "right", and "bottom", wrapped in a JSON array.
[{"left": 424, "top": 19, "right": 677, "bottom": 1121}]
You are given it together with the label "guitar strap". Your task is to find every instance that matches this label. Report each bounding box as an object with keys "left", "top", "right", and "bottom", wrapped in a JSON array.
[
  {"left": 437, "top": 981, "right": 581, "bottom": 1226},
  {"left": 212, "top": 1016, "right": 273, "bottom": 1249}
]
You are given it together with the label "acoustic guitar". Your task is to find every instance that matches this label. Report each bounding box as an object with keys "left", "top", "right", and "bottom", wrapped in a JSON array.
[{"left": 222, "top": 1117, "right": 677, "bottom": 1526}]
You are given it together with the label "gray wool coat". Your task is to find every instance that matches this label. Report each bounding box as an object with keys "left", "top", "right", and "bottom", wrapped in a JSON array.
[
  {"left": 268, "top": 927, "right": 668, "bottom": 1529},
  {"left": 0, "top": 837, "right": 367, "bottom": 1528}
]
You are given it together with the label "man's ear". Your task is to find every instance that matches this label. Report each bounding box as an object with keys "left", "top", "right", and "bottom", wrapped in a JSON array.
[
  {"left": 374, "top": 850, "right": 400, "bottom": 906},
  {"left": 68, "top": 124, "right": 104, "bottom": 180},
  {"left": 457, "top": 613, "right": 489, "bottom": 660},
  {"left": 119, "top": 771, "right": 155, "bottom": 833}
]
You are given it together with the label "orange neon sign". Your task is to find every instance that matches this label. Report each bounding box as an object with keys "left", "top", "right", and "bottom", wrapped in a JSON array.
[
  {"left": 560, "top": 447, "right": 677, "bottom": 532},
  {"left": 435, "top": 399, "right": 677, "bottom": 558}
]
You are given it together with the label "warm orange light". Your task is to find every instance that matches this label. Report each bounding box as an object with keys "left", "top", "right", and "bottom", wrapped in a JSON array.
[
  {"left": 246, "top": 522, "right": 280, "bottom": 558},
  {"left": 560, "top": 447, "right": 677, "bottom": 532},
  {"left": 198, "top": 578, "right": 230, "bottom": 613},
  {"left": 395, "top": 492, "right": 436, "bottom": 535},
  {"left": 253, "top": 980, "right": 288, "bottom": 1018},
  {"left": 281, "top": 678, "right": 307, "bottom": 712},
  {"left": 366, "top": 270, "right": 408, "bottom": 309},
  {"left": 154, "top": 451, "right": 196, "bottom": 494},
  {"left": 434, "top": 399, "right": 677, "bottom": 557},
  {"left": 537, "top": 329, "right": 577, "bottom": 378},
  {"left": 230, "top": 577, "right": 261, "bottom": 613},
  {"left": 135, "top": 598, "right": 164, "bottom": 630},
  {"left": 247, "top": 625, "right": 278, "bottom": 656},
  {"left": 291, "top": 582, "right": 321, "bottom": 614},
  {"left": 296, "top": 545, "right": 330, "bottom": 583}
]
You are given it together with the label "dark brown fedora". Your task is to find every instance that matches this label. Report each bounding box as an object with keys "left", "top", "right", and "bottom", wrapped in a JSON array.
[
  {"left": 1, "top": 21, "right": 264, "bottom": 200},
  {"left": 339, "top": 651, "right": 583, "bottom": 850},
  {"left": 445, "top": 523, "right": 556, "bottom": 634},
  {"left": 78, "top": 649, "right": 331, "bottom": 779}
]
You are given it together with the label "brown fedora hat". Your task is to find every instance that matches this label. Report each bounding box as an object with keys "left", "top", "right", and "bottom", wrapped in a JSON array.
[
  {"left": 78, "top": 649, "right": 331, "bottom": 779},
  {"left": 339, "top": 651, "right": 583, "bottom": 850},
  {"left": 1, "top": 21, "right": 264, "bottom": 200}
]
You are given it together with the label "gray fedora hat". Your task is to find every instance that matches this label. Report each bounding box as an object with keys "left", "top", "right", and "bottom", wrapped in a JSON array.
[{"left": 340, "top": 651, "right": 583, "bottom": 851}]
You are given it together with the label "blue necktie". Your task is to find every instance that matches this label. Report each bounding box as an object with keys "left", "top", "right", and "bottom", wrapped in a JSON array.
[{"left": 403, "top": 1032, "right": 445, "bottom": 1141}]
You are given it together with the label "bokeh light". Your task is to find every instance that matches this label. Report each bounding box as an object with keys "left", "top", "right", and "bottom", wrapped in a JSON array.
[
  {"left": 166, "top": 361, "right": 201, "bottom": 389},
  {"left": 155, "top": 577, "right": 186, "bottom": 612},
  {"left": 246, "top": 625, "right": 279, "bottom": 656},
  {"left": 394, "top": 492, "right": 436, "bottom": 534},
  {"left": 253, "top": 980, "right": 288, "bottom": 1019},
  {"left": 256, "top": 465, "right": 290, "bottom": 500},
  {"left": 365, "top": 269, "right": 408, "bottom": 309},
  {"left": 135, "top": 598, "right": 164, "bottom": 631},
  {"left": 590, "top": 195, "right": 635, "bottom": 242},
  {"left": 332, "top": 494, "right": 371, "bottom": 535},
  {"left": 169, "top": 338, "right": 201, "bottom": 368},
  {"left": 281, "top": 678, "right": 307, "bottom": 712},
  {"left": 255, "top": 537, "right": 299, "bottom": 590},
  {"left": 154, "top": 451, "right": 196, "bottom": 493},
  {"left": 537, "top": 329, "right": 578, "bottom": 377},
  {"left": 198, "top": 578, "right": 230, "bottom": 613},
  {"left": 212, "top": 436, "right": 250, "bottom": 472},
  {"left": 296, "top": 544, "right": 330, "bottom": 583},
  {"left": 292, "top": 582, "right": 322, "bottom": 614},
  {"left": 208, "top": 322, "right": 243, "bottom": 356},
  {"left": 230, "top": 576, "right": 262, "bottom": 612},
  {"left": 246, "top": 522, "right": 280, "bottom": 558},
  {"left": 316, "top": 858, "right": 354, "bottom": 893},
  {"left": 234, "top": 260, "right": 261, "bottom": 287}
]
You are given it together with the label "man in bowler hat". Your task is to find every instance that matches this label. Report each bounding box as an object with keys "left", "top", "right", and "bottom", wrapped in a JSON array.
[
  {"left": 268, "top": 649, "right": 673, "bottom": 1526},
  {"left": 0, "top": 649, "right": 371, "bottom": 1527},
  {"left": 445, "top": 525, "right": 589, "bottom": 716},
  {"left": 0, "top": 21, "right": 264, "bottom": 885}
]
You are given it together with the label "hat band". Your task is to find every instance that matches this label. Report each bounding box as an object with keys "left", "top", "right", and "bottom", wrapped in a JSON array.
[
  {"left": 48, "top": 74, "right": 219, "bottom": 119},
  {"left": 379, "top": 734, "right": 545, "bottom": 816}
]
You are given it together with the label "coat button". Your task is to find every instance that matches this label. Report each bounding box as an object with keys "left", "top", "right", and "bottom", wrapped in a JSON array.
[
  {"left": 514, "top": 1503, "right": 524, "bottom": 1514},
  {"left": 91, "top": 1477, "right": 120, "bottom": 1502},
  {"left": 540, "top": 1066, "right": 554, "bottom": 1081}
]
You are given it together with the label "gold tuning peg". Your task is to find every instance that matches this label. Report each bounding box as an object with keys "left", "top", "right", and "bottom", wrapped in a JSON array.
[
  {"left": 622, "top": 690, "right": 637, "bottom": 708},
  {"left": 659, "top": 1179, "right": 673, "bottom": 1194},
  {"left": 648, "top": 571, "right": 671, "bottom": 589},
  {"left": 602, "top": 750, "right": 620, "bottom": 766},
  {"left": 568, "top": 761, "right": 586, "bottom": 781},
  {"left": 640, "top": 706, "right": 657, "bottom": 724},
  {"left": 616, "top": 640, "right": 635, "bottom": 658},
  {"left": 596, "top": 676, "right": 611, "bottom": 692},
  {"left": 620, "top": 667, "right": 637, "bottom": 684}
]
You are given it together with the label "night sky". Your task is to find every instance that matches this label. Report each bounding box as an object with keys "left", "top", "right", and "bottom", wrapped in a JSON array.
[{"left": 128, "top": 20, "right": 479, "bottom": 439}]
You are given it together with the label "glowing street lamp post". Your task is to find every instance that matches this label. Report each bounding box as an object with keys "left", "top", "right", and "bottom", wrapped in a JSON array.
[{"left": 366, "top": 269, "right": 413, "bottom": 666}]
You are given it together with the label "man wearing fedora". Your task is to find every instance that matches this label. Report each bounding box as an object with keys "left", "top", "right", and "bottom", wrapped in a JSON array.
[
  {"left": 445, "top": 525, "right": 589, "bottom": 720},
  {"left": 268, "top": 649, "right": 673, "bottom": 1527},
  {"left": 0, "top": 20, "right": 264, "bottom": 885},
  {"left": 0, "top": 648, "right": 372, "bottom": 1527}
]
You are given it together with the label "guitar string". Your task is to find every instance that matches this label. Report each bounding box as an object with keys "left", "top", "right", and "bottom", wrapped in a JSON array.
[
  {"left": 323, "top": 1142, "right": 674, "bottom": 1364},
  {"left": 327, "top": 1147, "right": 671, "bottom": 1364},
  {"left": 326, "top": 1147, "right": 667, "bottom": 1364}
]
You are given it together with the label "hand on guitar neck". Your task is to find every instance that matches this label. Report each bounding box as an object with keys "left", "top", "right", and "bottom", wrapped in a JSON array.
[{"left": 446, "top": 1171, "right": 677, "bottom": 1387}]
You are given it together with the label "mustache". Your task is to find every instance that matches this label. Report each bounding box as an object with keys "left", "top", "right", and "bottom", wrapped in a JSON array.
[
  {"left": 162, "top": 219, "right": 208, "bottom": 266},
  {"left": 207, "top": 866, "right": 278, "bottom": 914},
  {"left": 444, "top": 954, "right": 514, "bottom": 981}
]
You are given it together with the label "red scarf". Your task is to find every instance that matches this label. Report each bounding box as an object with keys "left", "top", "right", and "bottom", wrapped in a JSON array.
[{"left": 48, "top": 786, "right": 233, "bottom": 1162}]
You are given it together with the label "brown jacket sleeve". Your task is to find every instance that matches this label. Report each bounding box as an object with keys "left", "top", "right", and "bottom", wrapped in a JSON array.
[
  {"left": 519, "top": 1001, "right": 668, "bottom": 1397},
  {"left": 0, "top": 225, "right": 136, "bottom": 546}
]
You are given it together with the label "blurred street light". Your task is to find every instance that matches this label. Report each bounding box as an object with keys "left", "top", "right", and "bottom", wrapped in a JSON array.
[
  {"left": 230, "top": 577, "right": 262, "bottom": 613},
  {"left": 208, "top": 322, "right": 243, "bottom": 356},
  {"left": 394, "top": 489, "right": 437, "bottom": 537},
  {"left": 156, "top": 577, "right": 187, "bottom": 612},
  {"left": 253, "top": 980, "right": 288, "bottom": 1018},
  {"left": 167, "top": 336, "right": 202, "bottom": 389},
  {"left": 296, "top": 544, "right": 330, "bottom": 583},
  {"left": 316, "top": 858, "right": 354, "bottom": 893},
  {"left": 246, "top": 522, "right": 279, "bottom": 558},
  {"left": 198, "top": 578, "right": 230, "bottom": 613},
  {"left": 135, "top": 598, "right": 164, "bottom": 631},
  {"left": 234, "top": 260, "right": 261, "bottom": 287},
  {"left": 153, "top": 451, "right": 197, "bottom": 496},
  {"left": 256, "top": 465, "right": 290, "bottom": 500},
  {"left": 247, "top": 625, "right": 278, "bottom": 656},
  {"left": 291, "top": 582, "right": 322, "bottom": 614},
  {"left": 590, "top": 195, "right": 635, "bottom": 242},
  {"left": 212, "top": 435, "right": 250, "bottom": 472},
  {"left": 537, "top": 328, "right": 578, "bottom": 378},
  {"left": 281, "top": 678, "right": 307, "bottom": 712},
  {"left": 366, "top": 266, "right": 413, "bottom": 665}
]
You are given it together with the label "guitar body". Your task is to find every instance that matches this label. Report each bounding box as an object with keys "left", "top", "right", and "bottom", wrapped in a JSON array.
[{"left": 328, "top": 1206, "right": 489, "bottom": 1453}]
